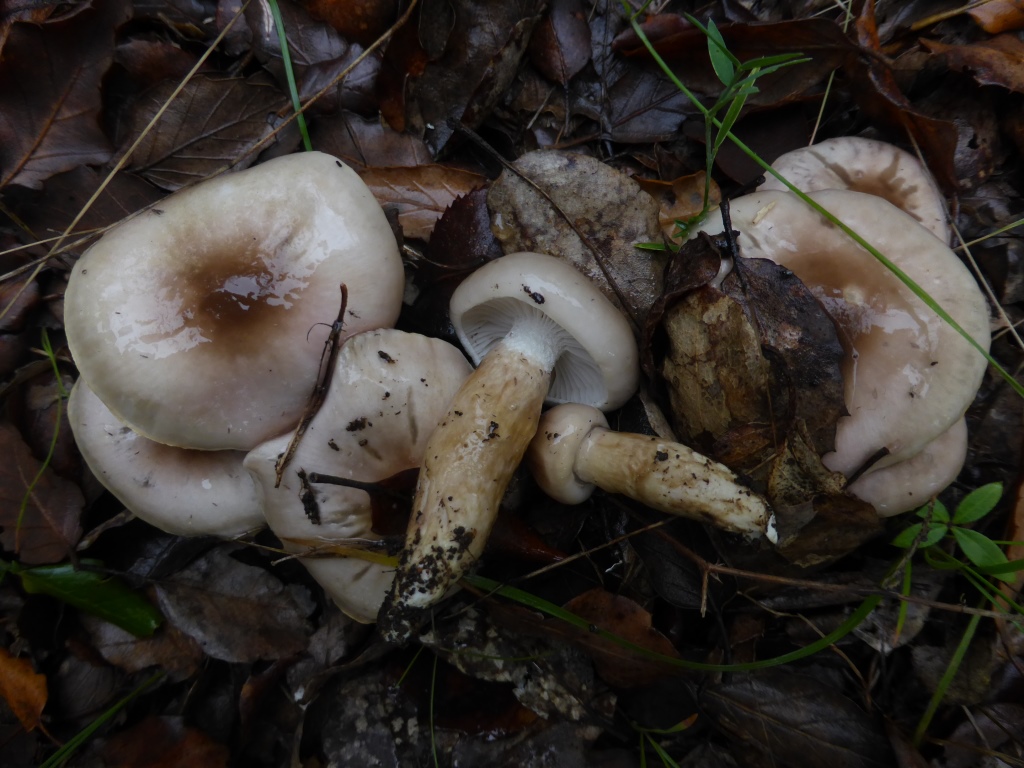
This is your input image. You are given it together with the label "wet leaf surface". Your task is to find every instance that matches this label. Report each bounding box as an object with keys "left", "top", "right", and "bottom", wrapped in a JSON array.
[{"left": 0, "top": 647, "right": 46, "bottom": 732}]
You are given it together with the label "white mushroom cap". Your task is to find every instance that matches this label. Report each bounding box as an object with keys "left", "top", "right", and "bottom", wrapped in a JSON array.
[
  {"left": 243, "top": 329, "right": 473, "bottom": 624},
  {"left": 846, "top": 418, "right": 968, "bottom": 517},
  {"left": 450, "top": 251, "right": 639, "bottom": 411},
  {"left": 68, "top": 379, "right": 263, "bottom": 537},
  {"left": 698, "top": 189, "right": 990, "bottom": 479},
  {"left": 65, "top": 152, "right": 404, "bottom": 451},
  {"left": 758, "top": 137, "right": 948, "bottom": 242}
]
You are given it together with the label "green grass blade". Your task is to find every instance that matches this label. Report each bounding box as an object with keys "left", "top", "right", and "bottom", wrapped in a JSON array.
[{"left": 267, "top": 0, "right": 313, "bottom": 152}]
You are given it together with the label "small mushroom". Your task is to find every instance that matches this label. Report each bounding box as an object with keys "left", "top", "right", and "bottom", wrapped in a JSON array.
[
  {"left": 64, "top": 152, "right": 404, "bottom": 451},
  {"left": 68, "top": 380, "right": 263, "bottom": 537},
  {"left": 243, "top": 329, "right": 473, "bottom": 623},
  {"left": 378, "top": 252, "right": 639, "bottom": 642},
  {"left": 758, "top": 136, "right": 948, "bottom": 242},
  {"left": 526, "top": 403, "right": 773, "bottom": 538},
  {"left": 699, "top": 189, "right": 990, "bottom": 514}
]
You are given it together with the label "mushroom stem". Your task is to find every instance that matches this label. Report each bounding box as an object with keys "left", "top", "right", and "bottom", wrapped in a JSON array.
[
  {"left": 574, "top": 429, "right": 770, "bottom": 536},
  {"left": 527, "top": 404, "right": 772, "bottom": 538},
  {"left": 377, "top": 333, "right": 552, "bottom": 642}
]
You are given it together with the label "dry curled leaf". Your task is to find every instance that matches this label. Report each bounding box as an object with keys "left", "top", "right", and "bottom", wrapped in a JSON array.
[
  {"left": 0, "top": 647, "right": 47, "bottom": 733},
  {"left": 922, "top": 35, "right": 1024, "bottom": 94}
]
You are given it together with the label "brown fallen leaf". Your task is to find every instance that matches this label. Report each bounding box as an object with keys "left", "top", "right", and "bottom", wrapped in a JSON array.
[
  {"left": 0, "top": 646, "right": 47, "bottom": 732},
  {"left": 562, "top": 588, "right": 681, "bottom": 688},
  {"left": 922, "top": 35, "right": 1024, "bottom": 94},
  {"left": 0, "top": 422, "right": 83, "bottom": 564},
  {"left": 528, "top": 0, "right": 592, "bottom": 85},
  {"left": 101, "top": 716, "right": 229, "bottom": 768},
  {"left": 118, "top": 73, "right": 288, "bottom": 191},
  {"left": 636, "top": 172, "right": 721, "bottom": 242},
  {"left": 968, "top": 0, "right": 1024, "bottom": 33},
  {"left": 358, "top": 165, "right": 486, "bottom": 241},
  {"left": 153, "top": 547, "right": 314, "bottom": 663},
  {"left": 0, "top": 0, "right": 130, "bottom": 190},
  {"left": 82, "top": 615, "right": 204, "bottom": 682}
]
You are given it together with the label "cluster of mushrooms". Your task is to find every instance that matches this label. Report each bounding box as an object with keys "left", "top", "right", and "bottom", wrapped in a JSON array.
[{"left": 64, "top": 140, "right": 990, "bottom": 643}]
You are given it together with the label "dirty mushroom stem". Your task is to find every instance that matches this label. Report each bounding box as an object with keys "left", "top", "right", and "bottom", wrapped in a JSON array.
[{"left": 378, "top": 316, "right": 559, "bottom": 641}]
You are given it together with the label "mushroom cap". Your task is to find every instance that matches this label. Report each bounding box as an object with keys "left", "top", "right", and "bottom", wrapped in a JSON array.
[
  {"left": 699, "top": 189, "right": 990, "bottom": 476},
  {"left": 527, "top": 403, "right": 607, "bottom": 504},
  {"left": 846, "top": 418, "right": 967, "bottom": 517},
  {"left": 449, "top": 252, "right": 639, "bottom": 412},
  {"left": 68, "top": 379, "right": 263, "bottom": 537},
  {"left": 64, "top": 151, "right": 404, "bottom": 451},
  {"left": 243, "top": 329, "right": 473, "bottom": 623},
  {"left": 758, "top": 137, "right": 948, "bottom": 242}
]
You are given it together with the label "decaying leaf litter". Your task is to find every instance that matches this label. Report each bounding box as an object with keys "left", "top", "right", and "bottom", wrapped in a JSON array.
[{"left": 1, "top": 0, "right": 1023, "bottom": 765}]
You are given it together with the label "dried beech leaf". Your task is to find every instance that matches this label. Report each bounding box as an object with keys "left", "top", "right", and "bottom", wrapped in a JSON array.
[
  {"left": 299, "top": 0, "right": 400, "bottom": 47},
  {"left": 922, "top": 35, "right": 1024, "bottom": 94},
  {"left": 120, "top": 73, "right": 288, "bottom": 191},
  {"left": 154, "top": 548, "right": 313, "bottom": 663},
  {"left": 847, "top": 1, "right": 959, "bottom": 190},
  {"left": 426, "top": 187, "right": 504, "bottom": 277},
  {"left": 311, "top": 111, "right": 433, "bottom": 169},
  {"left": 528, "top": 0, "right": 592, "bottom": 85},
  {"left": 636, "top": 172, "right": 721, "bottom": 241},
  {"left": 0, "top": 647, "right": 47, "bottom": 733},
  {"left": 487, "top": 150, "right": 665, "bottom": 327},
  {"left": 0, "top": 422, "right": 83, "bottom": 565},
  {"left": 101, "top": 716, "right": 229, "bottom": 768},
  {"left": 967, "top": 0, "right": 1024, "bottom": 33},
  {"left": 409, "top": 0, "right": 545, "bottom": 154},
  {"left": 703, "top": 671, "right": 895, "bottom": 768},
  {"left": 562, "top": 588, "right": 681, "bottom": 688},
  {"left": 358, "top": 165, "right": 486, "bottom": 241},
  {"left": 82, "top": 615, "right": 203, "bottom": 682},
  {"left": 0, "top": 0, "right": 130, "bottom": 189}
]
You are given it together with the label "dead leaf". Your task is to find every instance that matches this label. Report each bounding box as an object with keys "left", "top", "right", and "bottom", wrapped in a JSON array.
[
  {"left": 153, "top": 548, "right": 313, "bottom": 663},
  {"left": 703, "top": 671, "right": 895, "bottom": 768},
  {"left": 299, "top": 0, "right": 400, "bottom": 47},
  {"left": 119, "top": 73, "right": 288, "bottom": 191},
  {"left": 82, "top": 615, "right": 204, "bottom": 682},
  {"left": 528, "top": 0, "right": 592, "bottom": 85},
  {"left": 967, "top": 0, "right": 1024, "bottom": 33},
  {"left": 0, "top": 422, "right": 83, "bottom": 564},
  {"left": 847, "top": 0, "right": 959, "bottom": 190},
  {"left": 487, "top": 149, "right": 665, "bottom": 328},
  {"left": 404, "top": 0, "right": 546, "bottom": 154},
  {"left": 101, "top": 716, "right": 229, "bottom": 768},
  {"left": 922, "top": 35, "right": 1024, "bottom": 94},
  {"left": 562, "top": 588, "right": 681, "bottom": 688},
  {"left": 0, "top": 646, "right": 47, "bottom": 732},
  {"left": 311, "top": 111, "right": 434, "bottom": 168},
  {"left": 636, "top": 172, "right": 721, "bottom": 241},
  {"left": 0, "top": 0, "right": 131, "bottom": 190},
  {"left": 358, "top": 165, "right": 486, "bottom": 241}
]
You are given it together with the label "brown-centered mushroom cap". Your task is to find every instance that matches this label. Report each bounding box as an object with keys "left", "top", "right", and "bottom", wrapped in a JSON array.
[
  {"left": 243, "top": 329, "right": 473, "bottom": 623},
  {"left": 758, "top": 137, "right": 948, "bottom": 242},
  {"left": 698, "top": 189, "right": 990, "bottom": 504},
  {"left": 65, "top": 152, "right": 404, "bottom": 451},
  {"left": 69, "top": 380, "right": 263, "bottom": 537}
]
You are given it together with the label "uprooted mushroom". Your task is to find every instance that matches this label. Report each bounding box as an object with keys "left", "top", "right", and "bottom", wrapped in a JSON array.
[
  {"left": 376, "top": 252, "right": 641, "bottom": 642},
  {"left": 64, "top": 151, "right": 405, "bottom": 534}
]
